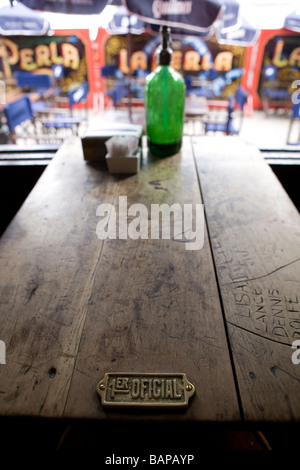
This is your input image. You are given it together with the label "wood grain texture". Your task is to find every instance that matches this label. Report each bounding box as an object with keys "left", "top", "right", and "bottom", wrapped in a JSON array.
[
  {"left": 193, "top": 136, "right": 300, "bottom": 422},
  {"left": 0, "top": 136, "right": 240, "bottom": 423},
  {"left": 0, "top": 138, "right": 118, "bottom": 416},
  {"left": 64, "top": 137, "right": 240, "bottom": 422}
]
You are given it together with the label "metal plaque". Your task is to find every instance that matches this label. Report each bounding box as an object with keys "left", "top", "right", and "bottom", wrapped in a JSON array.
[{"left": 96, "top": 372, "right": 195, "bottom": 409}]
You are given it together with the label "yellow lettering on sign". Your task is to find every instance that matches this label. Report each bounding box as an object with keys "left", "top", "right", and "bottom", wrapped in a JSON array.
[
  {"left": 151, "top": 52, "right": 158, "bottom": 71},
  {"left": 0, "top": 39, "right": 17, "bottom": 78},
  {"left": 119, "top": 48, "right": 129, "bottom": 74},
  {"left": 272, "top": 39, "right": 288, "bottom": 68},
  {"left": 183, "top": 50, "right": 200, "bottom": 71},
  {"left": 214, "top": 51, "right": 233, "bottom": 72},
  {"left": 61, "top": 43, "right": 79, "bottom": 69},
  {"left": 2, "top": 39, "right": 18, "bottom": 65},
  {"left": 20, "top": 48, "right": 37, "bottom": 71},
  {"left": 35, "top": 44, "right": 51, "bottom": 67},
  {"left": 130, "top": 50, "right": 147, "bottom": 72},
  {"left": 289, "top": 47, "right": 300, "bottom": 67},
  {"left": 0, "top": 40, "right": 7, "bottom": 60},
  {"left": 119, "top": 49, "right": 129, "bottom": 74},
  {"left": 49, "top": 41, "right": 63, "bottom": 64},
  {"left": 171, "top": 50, "right": 182, "bottom": 71}
]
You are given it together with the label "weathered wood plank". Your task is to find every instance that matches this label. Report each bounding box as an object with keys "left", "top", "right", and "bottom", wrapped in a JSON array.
[
  {"left": 0, "top": 137, "right": 118, "bottom": 417},
  {"left": 63, "top": 137, "right": 240, "bottom": 422},
  {"left": 193, "top": 136, "right": 300, "bottom": 422}
]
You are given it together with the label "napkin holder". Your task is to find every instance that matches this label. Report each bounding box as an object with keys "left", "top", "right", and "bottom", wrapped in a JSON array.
[
  {"left": 105, "top": 151, "right": 140, "bottom": 174},
  {"left": 81, "top": 123, "right": 143, "bottom": 162},
  {"left": 105, "top": 136, "right": 140, "bottom": 174}
]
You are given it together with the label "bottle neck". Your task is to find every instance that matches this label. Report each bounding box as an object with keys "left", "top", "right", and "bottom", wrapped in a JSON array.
[
  {"left": 162, "top": 29, "right": 168, "bottom": 50},
  {"left": 159, "top": 26, "right": 172, "bottom": 66}
]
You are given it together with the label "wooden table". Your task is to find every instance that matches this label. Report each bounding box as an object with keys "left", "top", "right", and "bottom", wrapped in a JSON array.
[
  {"left": 0, "top": 135, "right": 299, "bottom": 451},
  {"left": 184, "top": 97, "right": 208, "bottom": 135}
]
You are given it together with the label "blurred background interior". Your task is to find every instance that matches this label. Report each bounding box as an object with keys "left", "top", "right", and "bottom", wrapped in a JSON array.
[{"left": 0, "top": 0, "right": 299, "bottom": 230}]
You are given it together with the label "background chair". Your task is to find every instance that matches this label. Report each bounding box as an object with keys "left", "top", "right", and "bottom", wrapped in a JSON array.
[
  {"left": 67, "top": 81, "right": 89, "bottom": 117},
  {"left": 15, "top": 72, "right": 60, "bottom": 100},
  {"left": 39, "top": 81, "right": 89, "bottom": 137},
  {"left": 3, "top": 94, "right": 75, "bottom": 144},
  {"left": 184, "top": 75, "right": 214, "bottom": 99},
  {"left": 286, "top": 102, "right": 300, "bottom": 145},
  {"left": 101, "top": 65, "right": 125, "bottom": 108},
  {"left": 261, "top": 65, "right": 291, "bottom": 116},
  {"left": 204, "top": 86, "right": 248, "bottom": 135},
  {"left": 15, "top": 72, "right": 53, "bottom": 91},
  {"left": 15, "top": 71, "right": 62, "bottom": 115},
  {"left": 3, "top": 95, "right": 36, "bottom": 143}
]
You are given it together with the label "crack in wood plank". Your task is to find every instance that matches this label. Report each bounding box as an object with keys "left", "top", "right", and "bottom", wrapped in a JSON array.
[
  {"left": 227, "top": 316, "right": 296, "bottom": 348},
  {"left": 221, "top": 257, "right": 300, "bottom": 287}
]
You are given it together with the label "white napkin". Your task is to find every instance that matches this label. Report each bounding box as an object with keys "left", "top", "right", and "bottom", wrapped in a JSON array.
[{"left": 105, "top": 136, "right": 139, "bottom": 158}]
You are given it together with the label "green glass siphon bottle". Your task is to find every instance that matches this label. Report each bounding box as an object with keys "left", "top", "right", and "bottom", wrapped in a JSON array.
[{"left": 145, "top": 25, "right": 185, "bottom": 157}]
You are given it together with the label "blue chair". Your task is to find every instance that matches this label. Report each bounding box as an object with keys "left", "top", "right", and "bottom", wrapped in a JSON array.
[
  {"left": 3, "top": 95, "right": 55, "bottom": 143},
  {"left": 15, "top": 72, "right": 55, "bottom": 96},
  {"left": 204, "top": 86, "right": 248, "bottom": 135},
  {"left": 51, "top": 64, "right": 64, "bottom": 80},
  {"left": 184, "top": 76, "right": 193, "bottom": 96},
  {"left": 67, "top": 81, "right": 89, "bottom": 111},
  {"left": 15, "top": 71, "right": 62, "bottom": 114},
  {"left": 101, "top": 65, "right": 127, "bottom": 108},
  {"left": 3, "top": 88, "right": 87, "bottom": 143},
  {"left": 4, "top": 95, "right": 33, "bottom": 133},
  {"left": 262, "top": 65, "right": 277, "bottom": 81},
  {"left": 3, "top": 95, "right": 58, "bottom": 143},
  {"left": 15, "top": 72, "right": 52, "bottom": 88},
  {"left": 41, "top": 81, "right": 89, "bottom": 135},
  {"left": 286, "top": 102, "right": 300, "bottom": 145},
  {"left": 261, "top": 65, "right": 291, "bottom": 116},
  {"left": 101, "top": 65, "right": 119, "bottom": 77},
  {"left": 184, "top": 75, "right": 214, "bottom": 99}
]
